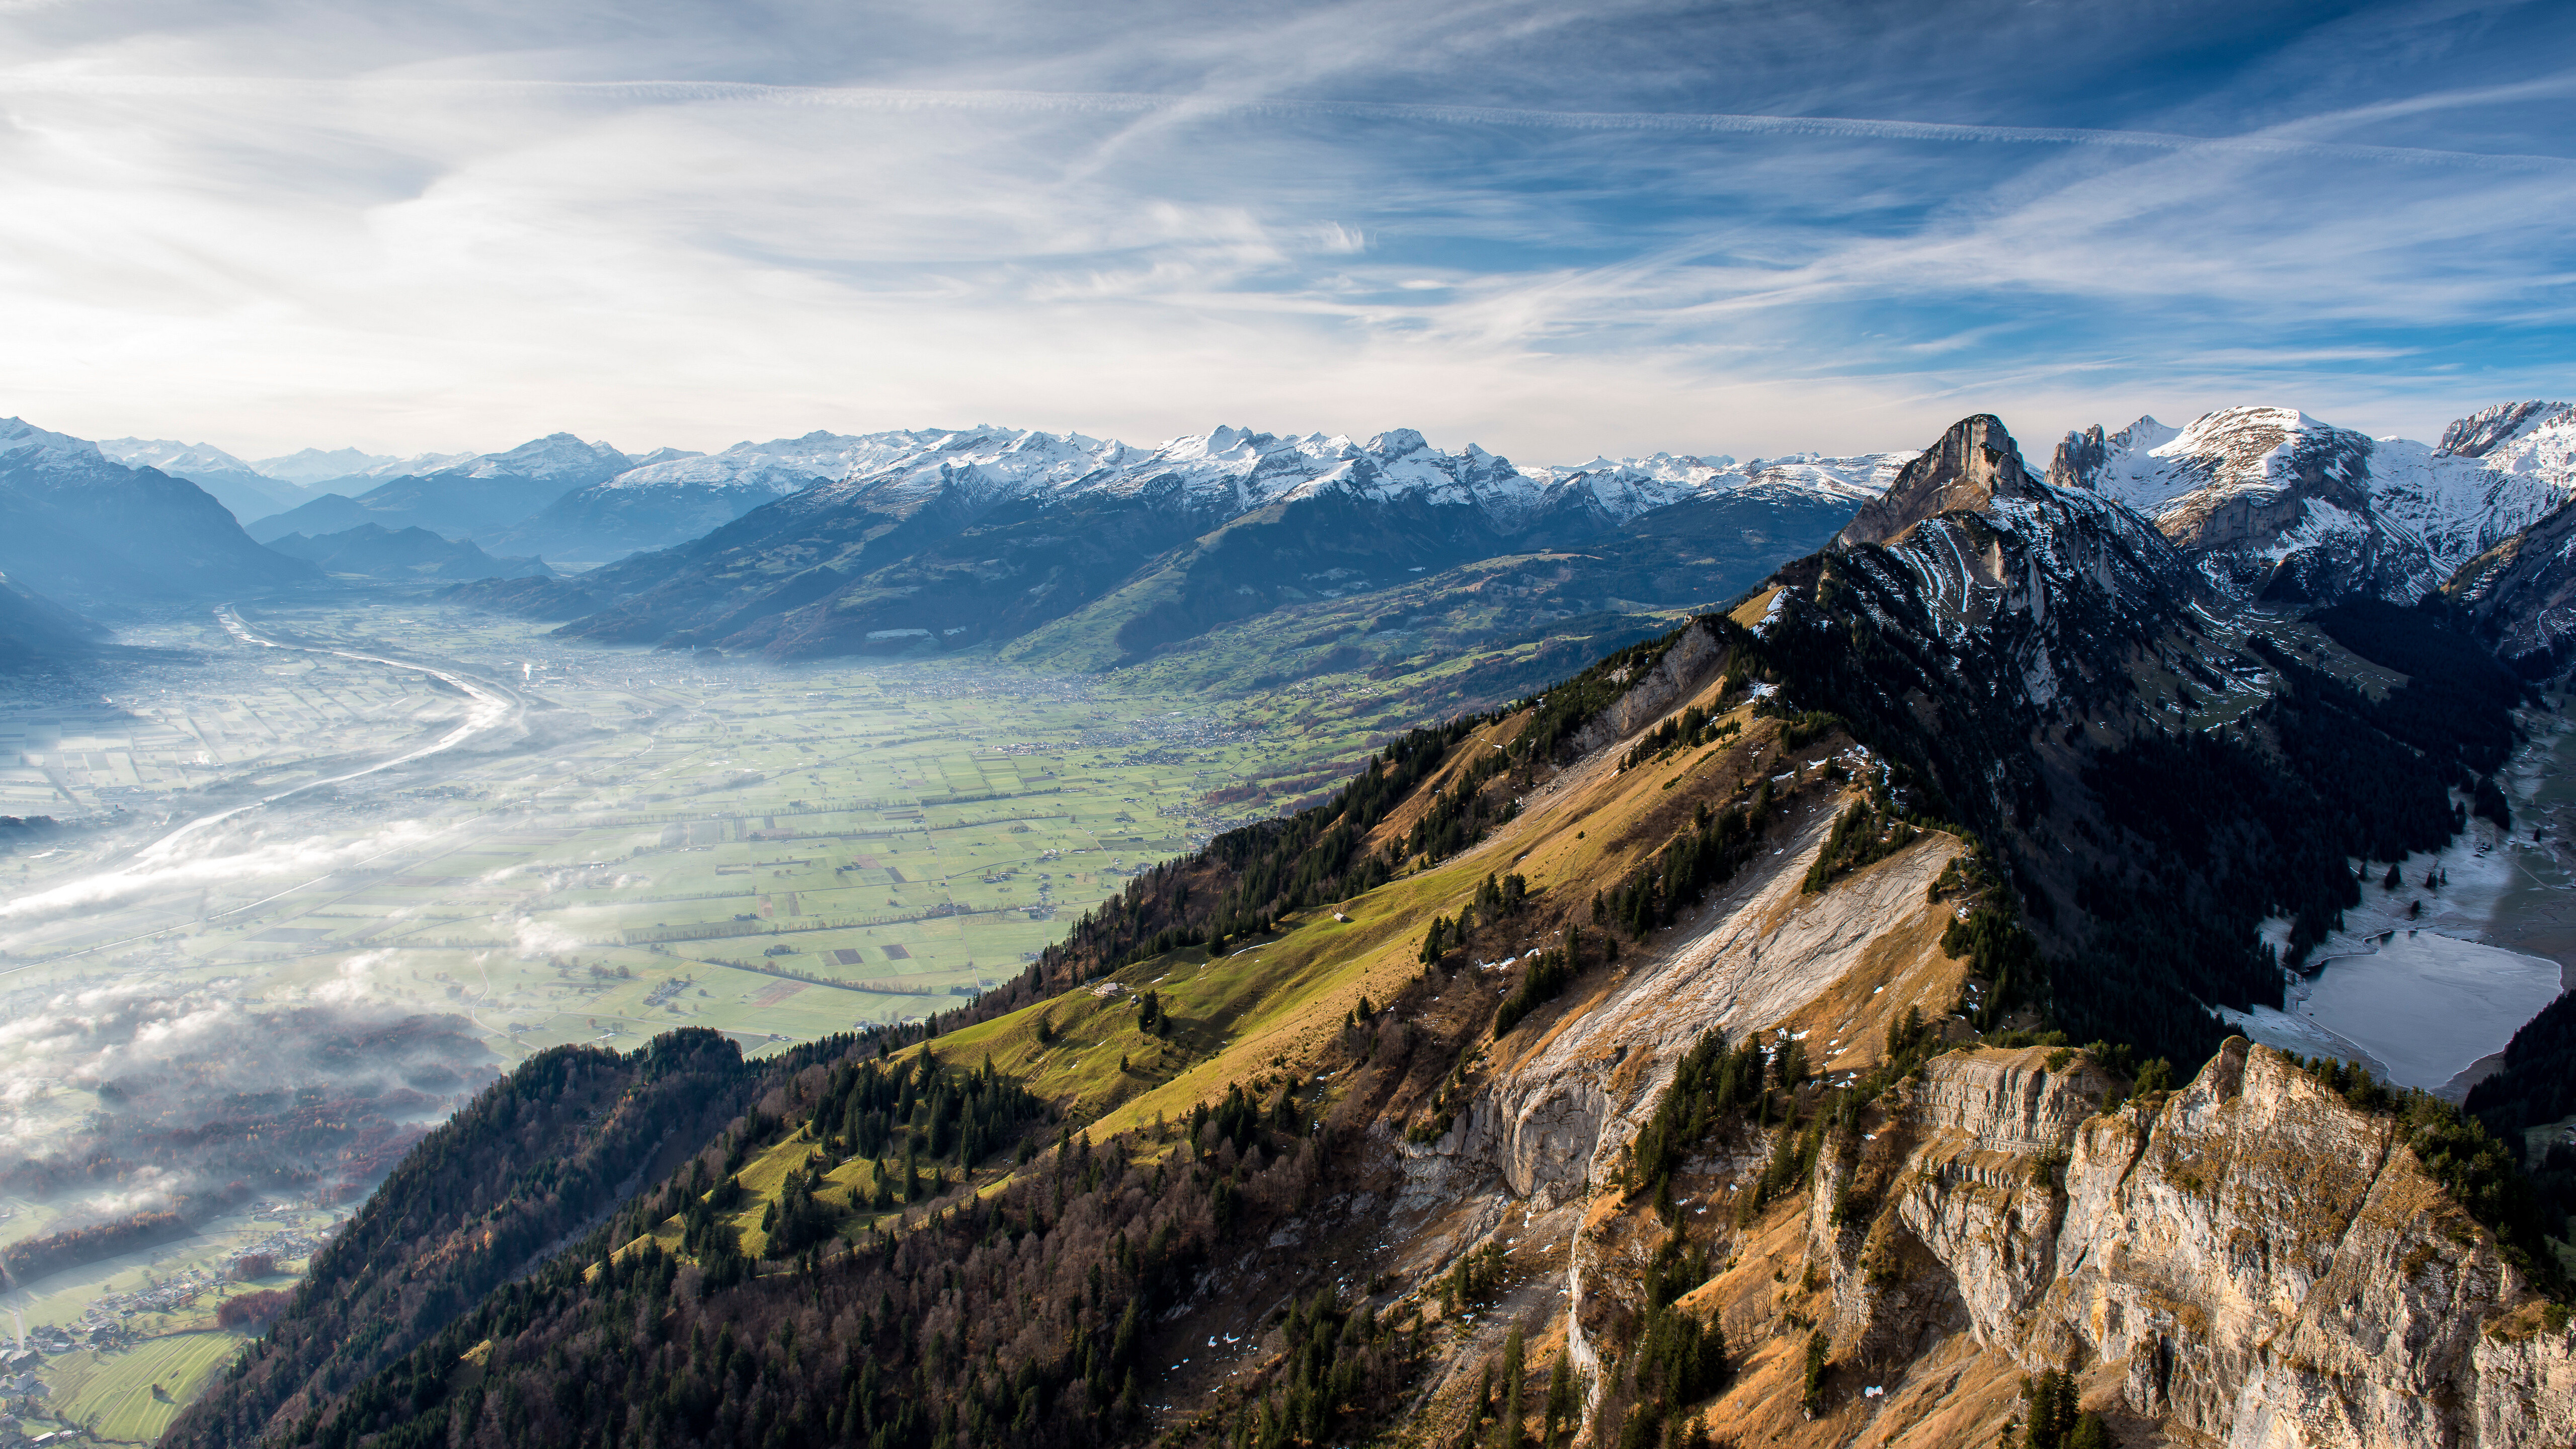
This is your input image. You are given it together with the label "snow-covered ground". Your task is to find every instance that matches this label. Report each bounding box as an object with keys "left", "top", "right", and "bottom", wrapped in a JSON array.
[
  {"left": 2225, "top": 703, "right": 2576, "bottom": 1093},
  {"left": 2298, "top": 932, "right": 2560, "bottom": 1090}
]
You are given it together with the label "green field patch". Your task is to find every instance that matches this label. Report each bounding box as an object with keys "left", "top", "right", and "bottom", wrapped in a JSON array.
[
  {"left": 918, "top": 842, "right": 1547, "bottom": 1140},
  {"left": 42, "top": 1330, "right": 248, "bottom": 1443}
]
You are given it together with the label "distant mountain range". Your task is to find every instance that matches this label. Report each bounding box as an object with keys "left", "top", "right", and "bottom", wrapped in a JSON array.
[
  {"left": 522, "top": 425, "right": 1908, "bottom": 669},
  {"left": 91, "top": 437, "right": 311, "bottom": 521},
  {"left": 0, "top": 419, "right": 315, "bottom": 610},
  {"left": 246, "top": 433, "right": 646, "bottom": 543},
  {"left": 248, "top": 444, "right": 477, "bottom": 487},
  {"left": 466, "top": 402, "right": 2576, "bottom": 696},
  {"left": 24, "top": 400, "right": 2576, "bottom": 693}
]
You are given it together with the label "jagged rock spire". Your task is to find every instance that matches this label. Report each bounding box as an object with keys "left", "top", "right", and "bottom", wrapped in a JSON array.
[
  {"left": 2048, "top": 423, "right": 2114, "bottom": 492},
  {"left": 1834, "top": 414, "right": 2040, "bottom": 549}
]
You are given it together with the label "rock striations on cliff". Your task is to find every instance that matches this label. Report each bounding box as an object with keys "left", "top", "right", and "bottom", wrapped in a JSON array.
[
  {"left": 1801, "top": 1041, "right": 2576, "bottom": 1447},
  {"left": 2447, "top": 492, "right": 2576, "bottom": 678}
]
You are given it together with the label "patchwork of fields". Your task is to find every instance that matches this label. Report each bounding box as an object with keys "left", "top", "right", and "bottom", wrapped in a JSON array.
[{"left": 0, "top": 598, "right": 1313, "bottom": 1052}]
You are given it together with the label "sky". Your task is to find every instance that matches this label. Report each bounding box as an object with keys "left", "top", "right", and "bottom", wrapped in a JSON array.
[{"left": 2, "top": 0, "right": 2573, "bottom": 466}]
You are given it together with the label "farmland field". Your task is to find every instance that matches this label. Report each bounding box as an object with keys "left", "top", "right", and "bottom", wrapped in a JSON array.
[{"left": 40, "top": 1331, "right": 249, "bottom": 1444}]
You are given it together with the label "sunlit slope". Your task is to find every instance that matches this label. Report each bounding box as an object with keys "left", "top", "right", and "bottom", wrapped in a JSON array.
[{"left": 920, "top": 653, "right": 1957, "bottom": 1140}]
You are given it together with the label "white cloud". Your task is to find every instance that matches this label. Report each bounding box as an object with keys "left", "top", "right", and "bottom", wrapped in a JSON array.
[
  {"left": 311, "top": 948, "right": 399, "bottom": 1005},
  {"left": 0, "top": 980, "right": 251, "bottom": 1154}
]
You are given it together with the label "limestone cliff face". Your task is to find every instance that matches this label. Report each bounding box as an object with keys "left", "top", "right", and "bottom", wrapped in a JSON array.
[
  {"left": 2448, "top": 494, "right": 2576, "bottom": 678},
  {"left": 1835, "top": 415, "right": 2044, "bottom": 550},
  {"left": 1564, "top": 617, "right": 1731, "bottom": 760},
  {"left": 1408, "top": 799, "right": 1963, "bottom": 1213},
  {"left": 1831, "top": 1041, "right": 2576, "bottom": 1447}
]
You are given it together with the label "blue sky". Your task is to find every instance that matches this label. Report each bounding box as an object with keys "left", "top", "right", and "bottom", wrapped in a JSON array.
[{"left": 3, "top": 0, "right": 2572, "bottom": 463}]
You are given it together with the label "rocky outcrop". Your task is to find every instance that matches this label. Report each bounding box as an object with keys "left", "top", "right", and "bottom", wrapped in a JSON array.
[
  {"left": 1394, "top": 783, "right": 1965, "bottom": 1222},
  {"left": 1494, "top": 817, "right": 1956, "bottom": 1208},
  {"left": 1811, "top": 449, "right": 2197, "bottom": 733},
  {"left": 1835, "top": 415, "right": 2044, "bottom": 549},
  {"left": 2047, "top": 416, "right": 2178, "bottom": 492},
  {"left": 1828, "top": 1040, "right": 2576, "bottom": 1447},
  {"left": 1564, "top": 615, "right": 1732, "bottom": 759}
]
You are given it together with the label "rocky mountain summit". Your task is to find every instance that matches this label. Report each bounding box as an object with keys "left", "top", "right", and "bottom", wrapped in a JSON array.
[
  {"left": 2050, "top": 400, "right": 2576, "bottom": 609},
  {"left": 1835, "top": 412, "right": 2044, "bottom": 547}
]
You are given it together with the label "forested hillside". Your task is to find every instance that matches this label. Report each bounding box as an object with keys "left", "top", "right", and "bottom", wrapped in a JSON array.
[{"left": 167, "top": 1030, "right": 767, "bottom": 1449}]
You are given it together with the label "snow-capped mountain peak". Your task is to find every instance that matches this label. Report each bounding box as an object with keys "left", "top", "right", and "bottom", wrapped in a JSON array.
[
  {"left": 94, "top": 437, "right": 262, "bottom": 479},
  {"left": 2117, "top": 416, "right": 2179, "bottom": 451},
  {"left": 2045, "top": 399, "right": 2576, "bottom": 607},
  {"left": 251, "top": 446, "right": 475, "bottom": 485},
  {"left": 591, "top": 430, "right": 946, "bottom": 498},
  {"left": 796, "top": 422, "right": 1916, "bottom": 539},
  {"left": 1364, "top": 427, "right": 1429, "bottom": 458},
  {"left": 0, "top": 417, "right": 105, "bottom": 464},
  {"left": 440, "top": 433, "right": 632, "bottom": 482},
  {"left": 2437, "top": 399, "right": 2570, "bottom": 459}
]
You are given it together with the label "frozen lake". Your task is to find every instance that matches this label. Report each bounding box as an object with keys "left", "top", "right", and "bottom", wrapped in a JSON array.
[{"left": 2301, "top": 931, "right": 2565, "bottom": 1090}]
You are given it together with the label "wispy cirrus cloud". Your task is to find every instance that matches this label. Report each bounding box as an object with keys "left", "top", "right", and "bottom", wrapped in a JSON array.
[{"left": 0, "top": 0, "right": 2569, "bottom": 461}]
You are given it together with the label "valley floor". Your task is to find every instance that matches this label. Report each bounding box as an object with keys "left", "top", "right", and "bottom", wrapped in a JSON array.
[{"left": 0, "top": 595, "right": 1423, "bottom": 1433}]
